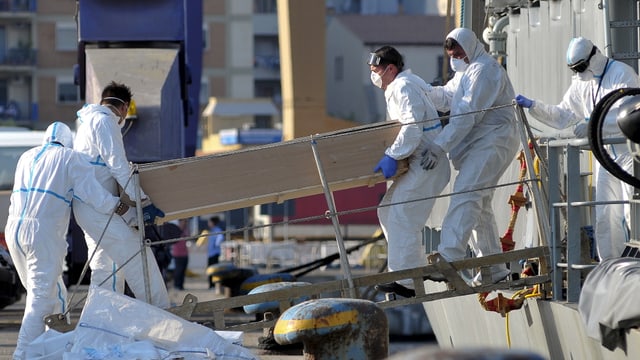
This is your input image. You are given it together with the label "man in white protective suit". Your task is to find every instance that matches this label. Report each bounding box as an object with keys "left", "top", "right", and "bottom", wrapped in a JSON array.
[
  {"left": 421, "top": 27, "right": 520, "bottom": 285},
  {"left": 5, "top": 122, "right": 133, "bottom": 359},
  {"left": 368, "top": 45, "right": 451, "bottom": 298},
  {"left": 516, "top": 37, "right": 640, "bottom": 261},
  {"left": 73, "top": 81, "right": 169, "bottom": 308}
]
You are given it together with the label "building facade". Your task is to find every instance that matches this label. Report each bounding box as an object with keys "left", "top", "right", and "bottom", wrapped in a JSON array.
[{"left": 0, "top": 0, "right": 449, "bottom": 141}]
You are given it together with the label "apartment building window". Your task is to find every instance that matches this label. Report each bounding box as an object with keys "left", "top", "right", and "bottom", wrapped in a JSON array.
[
  {"left": 56, "top": 23, "right": 76, "bottom": 51},
  {"left": 254, "top": 0, "right": 276, "bottom": 13},
  {"left": 335, "top": 0, "right": 361, "bottom": 13},
  {"left": 57, "top": 78, "right": 79, "bottom": 103}
]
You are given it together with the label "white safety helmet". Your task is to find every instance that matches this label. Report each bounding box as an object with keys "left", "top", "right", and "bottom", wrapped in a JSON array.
[
  {"left": 566, "top": 37, "right": 596, "bottom": 73},
  {"left": 44, "top": 121, "right": 73, "bottom": 148}
]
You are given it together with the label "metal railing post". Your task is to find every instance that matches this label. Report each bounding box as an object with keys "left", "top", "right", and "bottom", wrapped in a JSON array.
[
  {"left": 132, "top": 165, "right": 152, "bottom": 303},
  {"left": 309, "top": 137, "right": 356, "bottom": 298},
  {"left": 547, "top": 145, "right": 564, "bottom": 301},
  {"left": 565, "top": 143, "right": 583, "bottom": 302},
  {"left": 514, "top": 106, "right": 551, "bottom": 245}
]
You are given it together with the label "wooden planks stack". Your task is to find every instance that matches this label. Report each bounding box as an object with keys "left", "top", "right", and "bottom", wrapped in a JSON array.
[{"left": 138, "top": 121, "right": 406, "bottom": 223}]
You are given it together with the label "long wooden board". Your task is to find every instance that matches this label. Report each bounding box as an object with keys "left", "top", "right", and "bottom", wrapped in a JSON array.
[{"left": 138, "top": 121, "right": 404, "bottom": 222}]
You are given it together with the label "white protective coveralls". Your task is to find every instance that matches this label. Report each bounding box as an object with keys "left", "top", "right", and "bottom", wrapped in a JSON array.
[
  {"left": 379, "top": 69, "right": 450, "bottom": 288},
  {"left": 427, "top": 28, "right": 520, "bottom": 282},
  {"left": 73, "top": 104, "right": 169, "bottom": 308},
  {"left": 5, "top": 122, "right": 120, "bottom": 359},
  {"left": 525, "top": 38, "right": 640, "bottom": 260}
]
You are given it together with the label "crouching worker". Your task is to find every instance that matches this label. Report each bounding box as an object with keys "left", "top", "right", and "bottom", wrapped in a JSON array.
[{"left": 5, "top": 122, "right": 134, "bottom": 359}]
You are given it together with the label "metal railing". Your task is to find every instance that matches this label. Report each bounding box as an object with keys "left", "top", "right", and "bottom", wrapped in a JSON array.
[
  {"left": 543, "top": 136, "right": 628, "bottom": 301},
  {"left": 0, "top": 47, "right": 36, "bottom": 66},
  {"left": 0, "top": 0, "right": 36, "bottom": 12}
]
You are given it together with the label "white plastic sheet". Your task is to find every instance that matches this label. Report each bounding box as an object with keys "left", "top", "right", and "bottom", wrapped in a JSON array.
[
  {"left": 27, "top": 285, "right": 257, "bottom": 359},
  {"left": 24, "top": 329, "right": 74, "bottom": 359},
  {"left": 579, "top": 257, "right": 640, "bottom": 351}
]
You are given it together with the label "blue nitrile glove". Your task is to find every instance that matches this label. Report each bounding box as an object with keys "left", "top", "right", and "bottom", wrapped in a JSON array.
[
  {"left": 374, "top": 155, "right": 398, "bottom": 179},
  {"left": 515, "top": 95, "right": 533, "bottom": 108},
  {"left": 141, "top": 199, "right": 165, "bottom": 225}
]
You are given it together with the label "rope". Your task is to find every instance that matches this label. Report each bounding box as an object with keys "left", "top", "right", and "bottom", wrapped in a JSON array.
[
  {"left": 478, "top": 285, "right": 542, "bottom": 348},
  {"left": 504, "top": 284, "right": 543, "bottom": 347},
  {"left": 137, "top": 103, "right": 515, "bottom": 170},
  {"left": 139, "top": 178, "right": 541, "bottom": 254},
  {"left": 498, "top": 133, "right": 547, "bottom": 252},
  {"left": 478, "top": 288, "right": 532, "bottom": 318},
  {"left": 499, "top": 146, "right": 530, "bottom": 252}
]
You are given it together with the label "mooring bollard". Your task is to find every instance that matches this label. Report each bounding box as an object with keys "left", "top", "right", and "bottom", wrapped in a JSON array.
[
  {"left": 243, "top": 281, "right": 312, "bottom": 350},
  {"left": 239, "top": 272, "right": 297, "bottom": 295},
  {"left": 273, "top": 298, "right": 388, "bottom": 360},
  {"left": 243, "top": 281, "right": 311, "bottom": 316},
  {"left": 206, "top": 262, "right": 257, "bottom": 296}
]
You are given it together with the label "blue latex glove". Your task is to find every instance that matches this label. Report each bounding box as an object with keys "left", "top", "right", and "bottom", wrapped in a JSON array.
[
  {"left": 515, "top": 95, "right": 533, "bottom": 108},
  {"left": 374, "top": 155, "right": 398, "bottom": 179},
  {"left": 142, "top": 201, "right": 165, "bottom": 225}
]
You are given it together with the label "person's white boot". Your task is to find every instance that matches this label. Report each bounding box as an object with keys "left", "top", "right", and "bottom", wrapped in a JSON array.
[{"left": 471, "top": 264, "right": 510, "bottom": 286}]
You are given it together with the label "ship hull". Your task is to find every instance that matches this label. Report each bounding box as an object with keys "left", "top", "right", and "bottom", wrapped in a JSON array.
[{"left": 422, "top": 285, "right": 640, "bottom": 360}]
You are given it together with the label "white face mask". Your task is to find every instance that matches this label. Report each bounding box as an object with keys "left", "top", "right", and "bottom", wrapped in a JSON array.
[
  {"left": 117, "top": 116, "right": 126, "bottom": 129},
  {"left": 370, "top": 71, "right": 382, "bottom": 88},
  {"left": 370, "top": 66, "right": 389, "bottom": 88},
  {"left": 450, "top": 57, "right": 469, "bottom": 72},
  {"left": 577, "top": 69, "right": 595, "bottom": 82},
  {"left": 106, "top": 104, "right": 126, "bottom": 129}
]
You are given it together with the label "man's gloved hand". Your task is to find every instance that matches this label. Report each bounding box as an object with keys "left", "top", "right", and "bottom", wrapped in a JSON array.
[
  {"left": 374, "top": 155, "right": 398, "bottom": 179},
  {"left": 141, "top": 198, "right": 165, "bottom": 225},
  {"left": 115, "top": 201, "right": 137, "bottom": 227},
  {"left": 573, "top": 122, "right": 588, "bottom": 138},
  {"left": 420, "top": 145, "right": 445, "bottom": 171},
  {"left": 515, "top": 95, "right": 534, "bottom": 108},
  {"left": 121, "top": 206, "right": 138, "bottom": 227}
]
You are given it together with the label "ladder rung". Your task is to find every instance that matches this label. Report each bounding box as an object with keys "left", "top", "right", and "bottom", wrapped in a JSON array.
[
  {"left": 612, "top": 52, "right": 640, "bottom": 60},
  {"left": 609, "top": 20, "right": 640, "bottom": 28}
]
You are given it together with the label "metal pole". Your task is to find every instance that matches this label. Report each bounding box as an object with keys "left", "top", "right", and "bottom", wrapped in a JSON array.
[
  {"left": 132, "top": 165, "right": 152, "bottom": 303},
  {"left": 548, "top": 146, "right": 564, "bottom": 301},
  {"left": 565, "top": 143, "right": 582, "bottom": 302},
  {"left": 514, "top": 105, "right": 551, "bottom": 245},
  {"left": 309, "top": 137, "right": 356, "bottom": 298},
  {"left": 602, "top": 0, "right": 612, "bottom": 58},
  {"left": 633, "top": 156, "right": 640, "bottom": 243}
]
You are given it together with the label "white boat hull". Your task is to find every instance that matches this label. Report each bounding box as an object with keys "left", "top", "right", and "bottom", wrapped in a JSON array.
[{"left": 422, "top": 284, "right": 640, "bottom": 360}]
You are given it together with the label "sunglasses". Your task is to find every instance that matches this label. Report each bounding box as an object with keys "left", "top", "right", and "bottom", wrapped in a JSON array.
[{"left": 568, "top": 46, "right": 596, "bottom": 73}]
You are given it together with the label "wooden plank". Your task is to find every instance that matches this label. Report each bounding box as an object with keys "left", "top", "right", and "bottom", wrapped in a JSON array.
[{"left": 138, "top": 121, "right": 404, "bottom": 222}]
